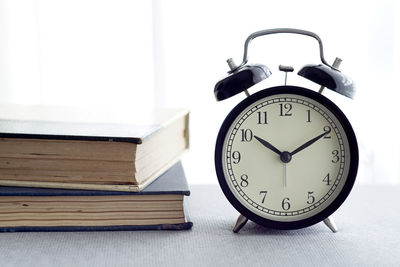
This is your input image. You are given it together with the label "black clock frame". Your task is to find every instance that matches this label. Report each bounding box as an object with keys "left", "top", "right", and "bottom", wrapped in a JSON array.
[{"left": 215, "top": 85, "right": 359, "bottom": 230}]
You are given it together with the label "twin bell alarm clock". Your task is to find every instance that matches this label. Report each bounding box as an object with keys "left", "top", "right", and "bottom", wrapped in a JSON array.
[{"left": 213, "top": 28, "right": 358, "bottom": 233}]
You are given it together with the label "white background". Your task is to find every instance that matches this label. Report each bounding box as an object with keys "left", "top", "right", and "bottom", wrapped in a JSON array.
[{"left": 1, "top": 0, "right": 399, "bottom": 184}]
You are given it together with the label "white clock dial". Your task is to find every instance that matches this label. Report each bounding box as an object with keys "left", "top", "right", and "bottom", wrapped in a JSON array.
[{"left": 221, "top": 92, "right": 352, "bottom": 222}]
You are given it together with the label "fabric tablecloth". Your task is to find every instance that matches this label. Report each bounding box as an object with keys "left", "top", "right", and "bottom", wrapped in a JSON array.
[{"left": 0, "top": 184, "right": 398, "bottom": 266}]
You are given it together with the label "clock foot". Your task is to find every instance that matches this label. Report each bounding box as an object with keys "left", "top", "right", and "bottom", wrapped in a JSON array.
[
  {"left": 323, "top": 216, "right": 338, "bottom": 233},
  {"left": 233, "top": 214, "right": 248, "bottom": 233}
]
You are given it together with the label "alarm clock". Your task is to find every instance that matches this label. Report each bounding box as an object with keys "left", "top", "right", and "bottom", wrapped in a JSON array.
[{"left": 214, "top": 28, "right": 358, "bottom": 233}]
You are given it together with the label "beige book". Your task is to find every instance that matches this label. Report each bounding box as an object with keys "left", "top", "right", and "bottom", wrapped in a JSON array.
[{"left": 0, "top": 105, "right": 189, "bottom": 192}]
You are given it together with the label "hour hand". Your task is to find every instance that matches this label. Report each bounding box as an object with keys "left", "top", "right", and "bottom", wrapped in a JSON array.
[{"left": 254, "top": 135, "right": 282, "bottom": 156}]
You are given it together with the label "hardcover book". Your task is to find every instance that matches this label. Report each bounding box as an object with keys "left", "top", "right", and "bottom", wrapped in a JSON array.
[
  {"left": 0, "top": 161, "right": 192, "bottom": 232},
  {"left": 0, "top": 105, "right": 189, "bottom": 192}
]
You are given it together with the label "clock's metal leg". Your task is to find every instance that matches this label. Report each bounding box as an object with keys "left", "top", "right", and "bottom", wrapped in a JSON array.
[
  {"left": 233, "top": 214, "right": 248, "bottom": 233},
  {"left": 323, "top": 216, "right": 338, "bottom": 233}
]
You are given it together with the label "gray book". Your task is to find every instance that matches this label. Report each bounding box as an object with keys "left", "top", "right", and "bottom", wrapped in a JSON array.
[{"left": 0, "top": 161, "right": 192, "bottom": 232}]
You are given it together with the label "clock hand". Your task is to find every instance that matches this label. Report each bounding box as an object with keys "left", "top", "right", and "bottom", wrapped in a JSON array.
[
  {"left": 254, "top": 135, "right": 282, "bottom": 156},
  {"left": 283, "top": 163, "right": 287, "bottom": 187},
  {"left": 290, "top": 128, "right": 331, "bottom": 156}
]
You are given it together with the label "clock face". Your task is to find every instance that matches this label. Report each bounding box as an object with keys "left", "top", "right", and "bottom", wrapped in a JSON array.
[{"left": 215, "top": 86, "right": 358, "bottom": 229}]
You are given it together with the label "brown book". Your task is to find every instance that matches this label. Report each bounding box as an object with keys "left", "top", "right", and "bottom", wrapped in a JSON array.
[{"left": 0, "top": 105, "right": 189, "bottom": 192}]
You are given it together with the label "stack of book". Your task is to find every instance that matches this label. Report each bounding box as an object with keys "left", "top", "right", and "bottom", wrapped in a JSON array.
[{"left": 0, "top": 105, "right": 192, "bottom": 232}]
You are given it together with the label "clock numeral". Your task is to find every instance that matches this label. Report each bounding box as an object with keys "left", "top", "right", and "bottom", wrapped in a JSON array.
[
  {"left": 306, "top": 109, "right": 311, "bottom": 122},
  {"left": 259, "top": 191, "right": 268, "bottom": 203},
  {"left": 232, "top": 151, "right": 241, "bottom": 164},
  {"left": 307, "top": 191, "right": 315, "bottom": 204},
  {"left": 332, "top": 150, "right": 340, "bottom": 163},
  {"left": 323, "top": 126, "right": 332, "bottom": 139},
  {"left": 282, "top": 197, "right": 291, "bottom": 210},
  {"left": 240, "top": 174, "right": 249, "bottom": 187},
  {"left": 323, "top": 173, "right": 331, "bottom": 185},
  {"left": 257, "top": 111, "right": 268, "bottom": 124},
  {"left": 279, "top": 103, "right": 293, "bottom": 116},
  {"left": 240, "top": 129, "right": 253, "bottom": 142}
]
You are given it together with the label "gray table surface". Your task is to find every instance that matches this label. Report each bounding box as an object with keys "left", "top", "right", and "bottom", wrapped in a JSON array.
[{"left": 0, "top": 184, "right": 399, "bottom": 267}]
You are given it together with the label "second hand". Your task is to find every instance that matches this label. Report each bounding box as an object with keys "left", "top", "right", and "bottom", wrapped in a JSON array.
[{"left": 283, "top": 163, "right": 287, "bottom": 187}]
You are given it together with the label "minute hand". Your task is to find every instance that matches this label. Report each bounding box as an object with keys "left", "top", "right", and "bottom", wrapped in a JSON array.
[{"left": 290, "top": 129, "right": 331, "bottom": 156}]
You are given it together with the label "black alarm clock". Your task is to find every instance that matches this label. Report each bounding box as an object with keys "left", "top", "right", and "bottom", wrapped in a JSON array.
[{"left": 214, "top": 28, "right": 358, "bottom": 233}]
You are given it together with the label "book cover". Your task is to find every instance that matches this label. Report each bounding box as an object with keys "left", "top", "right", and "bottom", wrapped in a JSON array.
[
  {"left": 0, "top": 161, "right": 193, "bottom": 232},
  {"left": 0, "top": 105, "right": 189, "bottom": 144}
]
